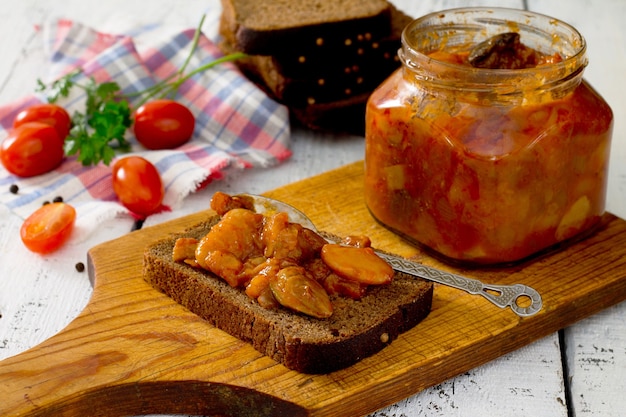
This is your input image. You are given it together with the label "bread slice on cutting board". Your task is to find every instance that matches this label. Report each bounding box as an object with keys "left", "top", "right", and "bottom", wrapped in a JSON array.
[{"left": 143, "top": 214, "right": 433, "bottom": 374}]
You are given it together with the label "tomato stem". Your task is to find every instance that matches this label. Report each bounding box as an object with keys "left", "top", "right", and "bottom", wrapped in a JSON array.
[
  {"left": 122, "top": 14, "right": 246, "bottom": 107},
  {"left": 130, "top": 51, "right": 245, "bottom": 107},
  {"left": 178, "top": 14, "right": 206, "bottom": 77}
]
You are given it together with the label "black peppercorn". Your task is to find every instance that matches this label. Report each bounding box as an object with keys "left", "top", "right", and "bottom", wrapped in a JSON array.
[
  {"left": 75, "top": 262, "right": 85, "bottom": 273},
  {"left": 9, "top": 184, "right": 19, "bottom": 194}
]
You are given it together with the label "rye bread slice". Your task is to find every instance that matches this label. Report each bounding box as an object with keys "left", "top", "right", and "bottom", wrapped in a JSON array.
[
  {"left": 143, "top": 215, "right": 433, "bottom": 374},
  {"left": 218, "top": 2, "right": 412, "bottom": 134},
  {"left": 289, "top": 92, "right": 371, "bottom": 135},
  {"left": 219, "top": 0, "right": 392, "bottom": 55},
  {"left": 220, "top": 37, "right": 401, "bottom": 107}
]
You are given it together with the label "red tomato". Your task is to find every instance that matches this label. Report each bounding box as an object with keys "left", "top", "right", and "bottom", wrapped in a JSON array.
[
  {"left": 14, "top": 103, "right": 71, "bottom": 140},
  {"left": 20, "top": 202, "right": 76, "bottom": 254},
  {"left": 0, "top": 122, "right": 65, "bottom": 177},
  {"left": 133, "top": 99, "right": 195, "bottom": 150},
  {"left": 112, "top": 156, "right": 164, "bottom": 217}
]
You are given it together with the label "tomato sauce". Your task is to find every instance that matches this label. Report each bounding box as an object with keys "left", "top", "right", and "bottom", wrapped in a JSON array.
[{"left": 364, "top": 8, "right": 613, "bottom": 265}]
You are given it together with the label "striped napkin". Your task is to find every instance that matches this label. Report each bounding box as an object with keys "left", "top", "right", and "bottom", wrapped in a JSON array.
[{"left": 0, "top": 18, "right": 291, "bottom": 242}]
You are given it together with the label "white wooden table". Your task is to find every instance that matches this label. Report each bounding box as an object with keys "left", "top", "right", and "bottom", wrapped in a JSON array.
[{"left": 1, "top": 1, "right": 624, "bottom": 416}]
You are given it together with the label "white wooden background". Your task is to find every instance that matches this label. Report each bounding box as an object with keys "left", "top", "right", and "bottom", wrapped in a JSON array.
[{"left": 0, "top": 1, "right": 624, "bottom": 416}]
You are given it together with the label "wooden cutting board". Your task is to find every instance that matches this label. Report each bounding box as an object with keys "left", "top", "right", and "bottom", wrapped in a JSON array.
[{"left": 2, "top": 161, "right": 626, "bottom": 417}]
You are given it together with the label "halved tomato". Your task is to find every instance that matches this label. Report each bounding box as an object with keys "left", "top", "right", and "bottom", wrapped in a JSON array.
[{"left": 20, "top": 202, "right": 77, "bottom": 254}]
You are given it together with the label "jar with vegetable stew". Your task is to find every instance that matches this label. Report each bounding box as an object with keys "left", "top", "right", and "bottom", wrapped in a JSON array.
[{"left": 364, "top": 8, "right": 613, "bottom": 265}]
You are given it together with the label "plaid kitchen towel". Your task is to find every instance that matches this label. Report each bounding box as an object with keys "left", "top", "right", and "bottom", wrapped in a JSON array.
[{"left": 0, "top": 18, "right": 291, "bottom": 242}]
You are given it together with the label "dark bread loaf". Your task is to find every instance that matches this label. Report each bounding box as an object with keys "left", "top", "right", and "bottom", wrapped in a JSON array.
[
  {"left": 219, "top": 38, "right": 374, "bottom": 134},
  {"left": 220, "top": 39, "right": 399, "bottom": 108},
  {"left": 219, "top": 0, "right": 392, "bottom": 55},
  {"left": 262, "top": 2, "right": 411, "bottom": 79},
  {"left": 220, "top": 37, "right": 401, "bottom": 107},
  {"left": 143, "top": 215, "right": 433, "bottom": 374},
  {"left": 218, "top": 1, "right": 412, "bottom": 134}
]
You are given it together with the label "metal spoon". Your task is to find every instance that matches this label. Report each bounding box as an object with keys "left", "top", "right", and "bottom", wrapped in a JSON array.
[{"left": 243, "top": 194, "right": 543, "bottom": 318}]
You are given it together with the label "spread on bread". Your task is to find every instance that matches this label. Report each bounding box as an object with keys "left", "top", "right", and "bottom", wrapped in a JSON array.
[
  {"left": 172, "top": 192, "right": 393, "bottom": 318},
  {"left": 143, "top": 193, "right": 433, "bottom": 373}
]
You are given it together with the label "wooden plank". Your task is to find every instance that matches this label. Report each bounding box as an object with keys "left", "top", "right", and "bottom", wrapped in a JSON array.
[
  {"left": 368, "top": 333, "right": 568, "bottom": 416},
  {"left": 1, "top": 161, "right": 625, "bottom": 417},
  {"left": 525, "top": 2, "right": 626, "bottom": 415},
  {"left": 563, "top": 302, "right": 626, "bottom": 417}
]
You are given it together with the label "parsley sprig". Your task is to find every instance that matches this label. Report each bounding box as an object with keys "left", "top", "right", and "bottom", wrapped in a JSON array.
[
  {"left": 35, "top": 15, "right": 245, "bottom": 166},
  {"left": 38, "top": 75, "right": 133, "bottom": 166}
]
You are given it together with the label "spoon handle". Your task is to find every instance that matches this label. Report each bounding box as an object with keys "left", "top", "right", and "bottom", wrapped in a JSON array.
[{"left": 375, "top": 252, "right": 543, "bottom": 317}]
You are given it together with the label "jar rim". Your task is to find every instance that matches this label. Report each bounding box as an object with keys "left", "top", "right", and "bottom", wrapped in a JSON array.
[{"left": 400, "top": 7, "right": 588, "bottom": 90}]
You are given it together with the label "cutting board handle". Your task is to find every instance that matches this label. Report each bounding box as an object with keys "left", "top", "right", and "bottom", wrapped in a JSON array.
[{"left": 0, "top": 209, "right": 307, "bottom": 416}]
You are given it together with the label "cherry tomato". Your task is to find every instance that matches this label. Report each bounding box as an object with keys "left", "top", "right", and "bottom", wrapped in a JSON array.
[
  {"left": 20, "top": 202, "right": 76, "bottom": 254},
  {"left": 14, "top": 103, "right": 71, "bottom": 140},
  {"left": 133, "top": 99, "right": 195, "bottom": 150},
  {"left": 112, "top": 156, "right": 164, "bottom": 217},
  {"left": 0, "top": 122, "right": 65, "bottom": 177}
]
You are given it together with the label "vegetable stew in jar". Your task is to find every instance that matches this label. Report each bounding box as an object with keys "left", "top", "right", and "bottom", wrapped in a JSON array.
[{"left": 364, "top": 8, "right": 613, "bottom": 265}]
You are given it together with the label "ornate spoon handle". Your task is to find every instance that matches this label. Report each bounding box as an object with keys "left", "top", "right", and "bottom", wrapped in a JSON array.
[{"left": 375, "top": 252, "right": 543, "bottom": 317}]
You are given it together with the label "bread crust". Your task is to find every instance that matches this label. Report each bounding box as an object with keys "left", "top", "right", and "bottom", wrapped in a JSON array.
[
  {"left": 143, "top": 216, "right": 433, "bottom": 374},
  {"left": 219, "top": 0, "right": 392, "bottom": 55}
]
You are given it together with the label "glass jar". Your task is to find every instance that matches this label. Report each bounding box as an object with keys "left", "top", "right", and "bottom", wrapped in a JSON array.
[{"left": 364, "top": 7, "right": 613, "bottom": 265}]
